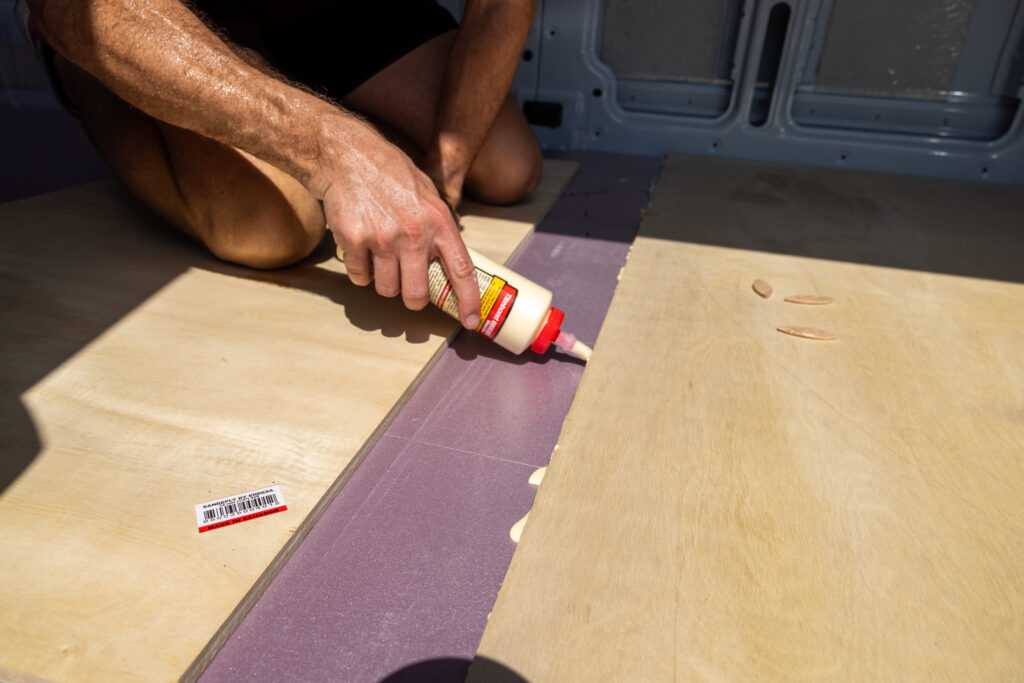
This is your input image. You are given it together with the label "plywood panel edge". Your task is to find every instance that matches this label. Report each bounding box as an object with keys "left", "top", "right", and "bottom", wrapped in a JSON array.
[
  {"left": 181, "top": 334, "right": 453, "bottom": 682},
  {"left": 472, "top": 155, "right": 1024, "bottom": 680},
  {"left": 182, "top": 159, "right": 578, "bottom": 681}
]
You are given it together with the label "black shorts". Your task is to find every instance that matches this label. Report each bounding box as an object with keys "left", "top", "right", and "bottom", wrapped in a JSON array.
[{"left": 191, "top": 0, "right": 458, "bottom": 98}]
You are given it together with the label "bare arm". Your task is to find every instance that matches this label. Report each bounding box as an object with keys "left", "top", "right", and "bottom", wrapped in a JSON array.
[
  {"left": 422, "top": 0, "right": 535, "bottom": 207},
  {"left": 28, "top": 0, "right": 482, "bottom": 327}
]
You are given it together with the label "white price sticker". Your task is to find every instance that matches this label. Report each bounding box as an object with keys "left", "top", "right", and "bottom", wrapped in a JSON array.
[{"left": 195, "top": 485, "right": 287, "bottom": 533}]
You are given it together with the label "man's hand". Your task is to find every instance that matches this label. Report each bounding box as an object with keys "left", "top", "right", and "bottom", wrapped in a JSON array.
[
  {"left": 32, "top": 0, "right": 483, "bottom": 329},
  {"left": 321, "top": 117, "right": 481, "bottom": 329}
]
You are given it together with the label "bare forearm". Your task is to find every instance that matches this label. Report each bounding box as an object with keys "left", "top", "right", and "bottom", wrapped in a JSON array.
[
  {"left": 29, "top": 0, "right": 483, "bottom": 326},
  {"left": 28, "top": 0, "right": 367, "bottom": 196},
  {"left": 427, "top": 0, "right": 534, "bottom": 200}
]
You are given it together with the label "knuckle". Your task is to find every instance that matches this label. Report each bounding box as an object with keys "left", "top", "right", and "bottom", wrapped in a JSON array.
[
  {"left": 403, "top": 221, "right": 425, "bottom": 246},
  {"left": 346, "top": 269, "right": 372, "bottom": 286},
  {"left": 404, "top": 292, "right": 429, "bottom": 310},
  {"left": 450, "top": 255, "right": 476, "bottom": 280},
  {"left": 427, "top": 200, "right": 455, "bottom": 229},
  {"left": 374, "top": 231, "right": 394, "bottom": 252},
  {"left": 403, "top": 278, "right": 428, "bottom": 299},
  {"left": 339, "top": 230, "right": 369, "bottom": 252},
  {"left": 347, "top": 237, "right": 369, "bottom": 252}
]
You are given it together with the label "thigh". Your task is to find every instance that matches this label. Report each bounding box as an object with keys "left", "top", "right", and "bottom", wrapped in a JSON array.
[{"left": 53, "top": 55, "right": 326, "bottom": 269}]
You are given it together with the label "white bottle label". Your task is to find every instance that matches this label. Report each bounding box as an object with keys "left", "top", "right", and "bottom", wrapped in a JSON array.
[{"left": 428, "top": 260, "right": 518, "bottom": 339}]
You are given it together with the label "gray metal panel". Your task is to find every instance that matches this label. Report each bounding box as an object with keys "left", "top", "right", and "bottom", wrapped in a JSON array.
[
  {"left": 600, "top": 0, "right": 723, "bottom": 82},
  {"left": 951, "top": 0, "right": 1023, "bottom": 95},
  {"left": 511, "top": 0, "right": 1024, "bottom": 184},
  {"left": 814, "top": 0, "right": 976, "bottom": 99}
]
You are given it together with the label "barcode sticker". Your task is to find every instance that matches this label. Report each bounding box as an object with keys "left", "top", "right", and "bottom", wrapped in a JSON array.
[{"left": 195, "top": 485, "right": 287, "bottom": 533}]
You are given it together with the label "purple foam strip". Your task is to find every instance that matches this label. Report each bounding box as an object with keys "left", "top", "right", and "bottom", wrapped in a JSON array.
[{"left": 199, "top": 152, "right": 660, "bottom": 683}]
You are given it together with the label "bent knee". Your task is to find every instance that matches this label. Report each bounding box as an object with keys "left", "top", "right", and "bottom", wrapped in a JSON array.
[
  {"left": 200, "top": 199, "right": 325, "bottom": 270},
  {"left": 467, "top": 139, "right": 543, "bottom": 205}
]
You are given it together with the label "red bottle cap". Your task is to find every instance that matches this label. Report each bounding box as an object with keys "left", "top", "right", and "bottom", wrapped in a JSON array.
[{"left": 530, "top": 307, "right": 565, "bottom": 354}]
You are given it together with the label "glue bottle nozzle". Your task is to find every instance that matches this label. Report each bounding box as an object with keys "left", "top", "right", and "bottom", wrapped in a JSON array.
[{"left": 554, "top": 330, "right": 593, "bottom": 363}]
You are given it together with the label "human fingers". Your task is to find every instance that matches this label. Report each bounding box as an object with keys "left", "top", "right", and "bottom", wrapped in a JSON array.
[
  {"left": 398, "top": 251, "right": 429, "bottom": 311},
  {"left": 325, "top": 209, "right": 373, "bottom": 287},
  {"left": 435, "top": 229, "right": 481, "bottom": 329},
  {"left": 342, "top": 243, "right": 373, "bottom": 287},
  {"left": 372, "top": 252, "right": 400, "bottom": 299}
]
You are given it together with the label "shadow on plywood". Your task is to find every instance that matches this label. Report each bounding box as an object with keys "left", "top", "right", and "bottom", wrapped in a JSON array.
[
  {"left": 380, "top": 656, "right": 529, "bottom": 683},
  {"left": 641, "top": 154, "right": 1024, "bottom": 285},
  {"left": 0, "top": 182, "right": 450, "bottom": 495}
]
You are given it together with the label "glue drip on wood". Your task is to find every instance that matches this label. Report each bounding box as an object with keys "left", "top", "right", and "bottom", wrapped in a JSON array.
[{"left": 510, "top": 465, "right": 549, "bottom": 543}]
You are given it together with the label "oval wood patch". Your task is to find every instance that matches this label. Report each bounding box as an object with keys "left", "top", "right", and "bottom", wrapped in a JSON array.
[
  {"left": 777, "top": 325, "right": 838, "bottom": 341},
  {"left": 784, "top": 294, "right": 834, "bottom": 305},
  {"left": 752, "top": 279, "right": 773, "bottom": 298}
]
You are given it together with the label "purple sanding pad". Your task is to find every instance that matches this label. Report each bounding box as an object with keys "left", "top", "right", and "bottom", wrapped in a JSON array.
[{"left": 199, "top": 152, "right": 660, "bottom": 683}]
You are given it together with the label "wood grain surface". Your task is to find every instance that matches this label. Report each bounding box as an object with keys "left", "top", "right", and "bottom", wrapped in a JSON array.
[
  {"left": 0, "top": 159, "right": 575, "bottom": 683},
  {"left": 472, "top": 155, "right": 1024, "bottom": 681}
]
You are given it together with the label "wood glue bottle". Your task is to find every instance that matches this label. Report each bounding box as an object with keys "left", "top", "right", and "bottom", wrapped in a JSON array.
[{"left": 336, "top": 245, "right": 592, "bottom": 362}]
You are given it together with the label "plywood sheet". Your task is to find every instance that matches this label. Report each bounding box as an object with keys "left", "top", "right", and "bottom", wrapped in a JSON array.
[
  {"left": 197, "top": 152, "right": 662, "bottom": 683},
  {"left": 0, "top": 159, "right": 575, "bottom": 683},
  {"left": 472, "top": 156, "right": 1024, "bottom": 681}
]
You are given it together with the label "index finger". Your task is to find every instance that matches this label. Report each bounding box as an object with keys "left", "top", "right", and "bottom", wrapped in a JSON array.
[{"left": 435, "top": 225, "right": 481, "bottom": 330}]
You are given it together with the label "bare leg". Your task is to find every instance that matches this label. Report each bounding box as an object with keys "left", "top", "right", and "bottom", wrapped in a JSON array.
[
  {"left": 344, "top": 30, "right": 542, "bottom": 205},
  {"left": 53, "top": 55, "right": 326, "bottom": 269},
  {"left": 50, "top": 28, "right": 539, "bottom": 268}
]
